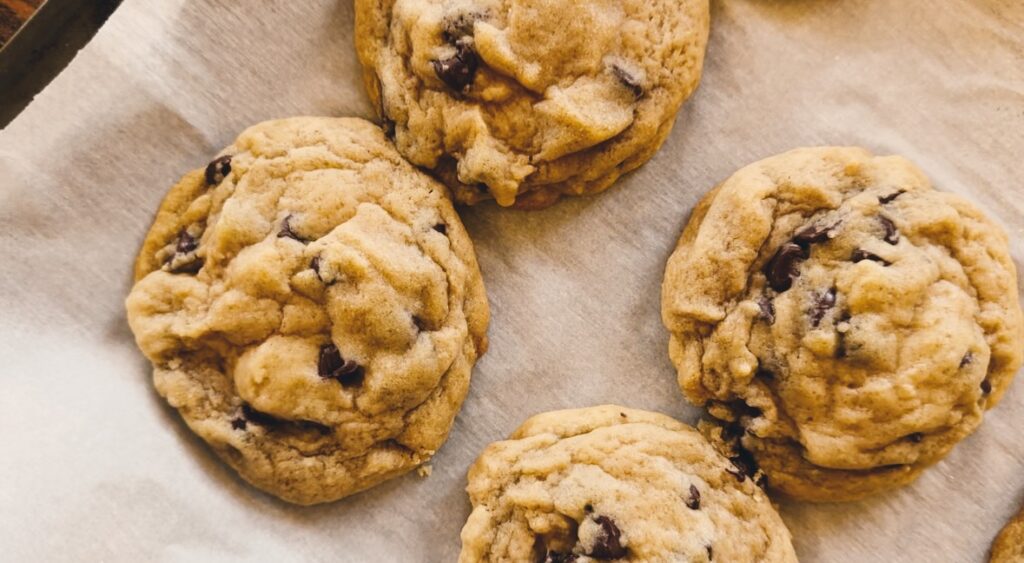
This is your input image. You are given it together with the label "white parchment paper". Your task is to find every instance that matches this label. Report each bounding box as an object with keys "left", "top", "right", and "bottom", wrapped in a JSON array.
[{"left": 2, "top": 0, "right": 1023, "bottom": 560}]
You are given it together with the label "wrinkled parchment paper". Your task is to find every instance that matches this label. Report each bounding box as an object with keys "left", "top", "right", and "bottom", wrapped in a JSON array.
[{"left": 2, "top": 0, "right": 1023, "bottom": 560}]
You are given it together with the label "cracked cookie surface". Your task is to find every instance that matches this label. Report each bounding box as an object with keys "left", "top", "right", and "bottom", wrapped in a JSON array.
[
  {"left": 354, "top": 0, "right": 709, "bottom": 209},
  {"left": 459, "top": 405, "right": 797, "bottom": 562},
  {"left": 126, "top": 117, "right": 489, "bottom": 504},
  {"left": 661, "top": 147, "right": 1023, "bottom": 502}
]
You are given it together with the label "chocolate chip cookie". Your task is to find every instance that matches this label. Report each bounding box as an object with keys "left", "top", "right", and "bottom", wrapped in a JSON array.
[
  {"left": 354, "top": 0, "right": 710, "bottom": 209},
  {"left": 125, "top": 117, "right": 489, "bottom": 504},
  {"left": 459, "top": 406, "right": 797, "bottom": 562},
  {"left": 992, "top": 502, "right": 1024, "bottom": 562},
  {"left": 661, "top": 147, "right": 1023, "bottom": 502}
]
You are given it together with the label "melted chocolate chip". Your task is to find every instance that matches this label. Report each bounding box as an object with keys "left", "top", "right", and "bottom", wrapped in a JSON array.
[
  {"left": 960, "top": 352, "right": 974, "bottom": 368},
  {"left": 810, "top": 287, "right": 837, "bottom": 328},
  {"left": 172, "top": 258, "right": 204, "bottom": 275},
  {"left": 433, "top": 223, "right": 448, "bottom": 235},
  {"left": 230, "top": 417, "right": 247, "bottom": 430},
  {"left": 685, "top": 484, "right": 701, "bottom": 510},
  {"left": 610, "top": 64, "right": 643, "bottom": 99},
  {"left": 587, "top": 516, "right": 627, "bottom": 560},
  {"left": 907, "top": 432, "right": 924, "bottom": 443},
  {"left": 852, "top": 249, "right": 890, "bottom": 265},
  {"left": 757, "top": 296, "right": 776, "bottom": 325},
  {"left": 793, "top": 220, "right": 840, "bottom": 245},
  {"left": 728, "top": 449, "right": 759, "bottom": 482},
  {"left": 318, "top": 344, "right": 365, "bottom": 387},
  {"left": 277, "top": 215, "right": 307, "bottom": 242},
  {"left": 981, "top": 379, "right": 993, "bottom": 394},
  {"left": 879, "top": 190, "right": 905, "bottom": 204},
  {"left": 764, "top": 242, "right": 808, "bottom": 292},
  {"left": 432, "top": 42, "right": 479, "bottom": 92},
  {"left": 176, "top": 229, "right": 198, "bottom": 254},
  {"left": 880, "top": 216, "right": 899, "bottom": 244},
  {"left": 205, "top": 155, "right": 232, "bottom": 185},
  {"left": 544, "top": 552, "right": 577, "bottom": 563}
]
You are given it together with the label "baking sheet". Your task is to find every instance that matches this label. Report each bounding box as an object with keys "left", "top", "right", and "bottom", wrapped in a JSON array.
[{"left": 2, "top": 0, "right": 1023, "bottom": 560}]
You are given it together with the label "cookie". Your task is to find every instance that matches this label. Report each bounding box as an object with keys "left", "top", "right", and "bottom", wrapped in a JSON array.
[
  {"left": 459, "top": 405, "right": 797, "bottom": 562},
  {"left": 661, "top": 147, "right": 1023, "bottom": 502},
  {"left": 125, "top": 117, "right": 489, "bottom": 505},
  {"left": 354, "top": 0, "right": 710, "bottom": 209},
  {"left": 992, "top": 503, "right": 1024, "bottom": 562}
]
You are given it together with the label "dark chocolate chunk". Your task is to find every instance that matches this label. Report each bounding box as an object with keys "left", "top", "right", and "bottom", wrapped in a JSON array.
[
  {"left": 432, "top": 42, "right": 479, "bottom": 92},
  {"left": 277, "top": 215, "right": 307, "bottom": 242},
  {"left": 960, "top": 352, "right": 974, "bottom": 368},
  {"left": 318, "top": 343, "right": 365, "bottom": 387},
  {"left": 685, "top": 484, "right": 701, "bottom": 510},
  {"left": 879, "top": 216, "right": 899, "bottom": 245},
  {"left": 851, "top": 249, "right": 890, "bottom": 265},
  {"left": 205, "top": 155, "right": 232, "bottom": 185},
  {"left": 167, "top": 229, "right": 204, "bottom": 274},
  {"left": 810, "top": 287, "right": 837, "bottom": 328},
  {"left": 230, "top": 417, "right": 247, "bottom": 430},
  {"left": 764, "top": 242, "right": 808, "bottom": 292},
  {"left": 433, "top": 223, "right": 448, "bottom": 235},
  {"left": 171, "top": 258, "right": 204, "bottom": 275},
  {"left": 981, "top": 379, "right": 993, "bottom": 394},
  {"left": 879, "top": 190, "right": 905, "bottom": 204},
  {"left": 610, "top": 64, "right": 643, "bottom": 99},
  {"left": 793, "top": 219, "right": 841, "bottom": 245},
  {"left": 907, "top": 432, "right": 924, "bottom": 443},
  {"left": 544, "top": 552, "right": 577, "bottom": 563},
  {"left": 586, "top": 516, "right": 627, "bottom": 559},
  {"left": 757, "top": 296, "right": 776, "bottom": 325}
]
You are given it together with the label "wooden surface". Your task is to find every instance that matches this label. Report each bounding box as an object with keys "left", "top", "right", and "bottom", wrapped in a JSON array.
[{"left": 0, "top": 0, "right": 43, "bottom": 47}]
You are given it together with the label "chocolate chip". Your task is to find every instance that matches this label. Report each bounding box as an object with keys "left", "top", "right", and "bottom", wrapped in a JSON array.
[
  {"left": 230, "top": 417, "right": 247, "bottom": 430},
  {"left": 685, "top": 484, "right": 701, "bottom": 510},
  {"left": 706, "top": 545, "right": 713, "bottom": 561},
  {"left": 793, "top": 219, "right": 841, "bottom": 245},
  {"left": 851, "top": 249, "right": 890, "bottom": 265},
  {"left": 277, "top": 215, "right": 307, "bottom": 242},
  {"left": 433, "top": 223, "right": 448, "bottom": 235},
  {"left": 619, "top": 412, "right": 627, "bottom": 418},
  {"left": 757, "top": 296, "right": 776, "bottom": 325},
  {"left": 755, "top": 473, "right": 768, "bottom": 489},
  {"left": 610, "top": 64, "right": 643, "bottom": 99},
  {"left": 810, "top": 287, "right": 837, "bottom": 328},
  {"left": 981, "top": 379, "right": 992, "bottom": 394},
  {"left": 907, "top": 432, "right": 924, "bottom": 443},
  {"left": 318, "top": 343, "right": 365, "bottom": 387},
  {"left": 584, "top": 503, "right": 594, "bottom": 513},
  {"left": 205, "top": 155, "right": 232, "bottom": 185},
  {"left": 728, "top": 449, "right": 759, "bottom": 483},
  {"left": 432, "top": 42, "right": 479, "bottom": 92},
  {"left": 543, "top": 552, "right": 577, "bottom": 563},
  {"left": 587, "top": 516, "right": 627, "bottom": 559},
  {"left": 764, "top": 242, "right": 808, "bottom": 292},
  {"left": 880, "top": 216, "right": 899, "bottom": 244},
  {"left": 167, "top": 229, "right": 203, "bottom": 274},
  {"left": 879, "top": 190, "right": 905, "bottom": 204},
  {"left": 176, "top": 229, "right": 198, "bottom": 254},
  {"left": 960, "top": 352, "right": 974, "bottom": 368}
]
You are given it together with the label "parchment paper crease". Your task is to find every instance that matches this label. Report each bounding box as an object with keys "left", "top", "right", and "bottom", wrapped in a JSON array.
[{"left": 2, "top": 0, "right": 1023, "bottom": 561}]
